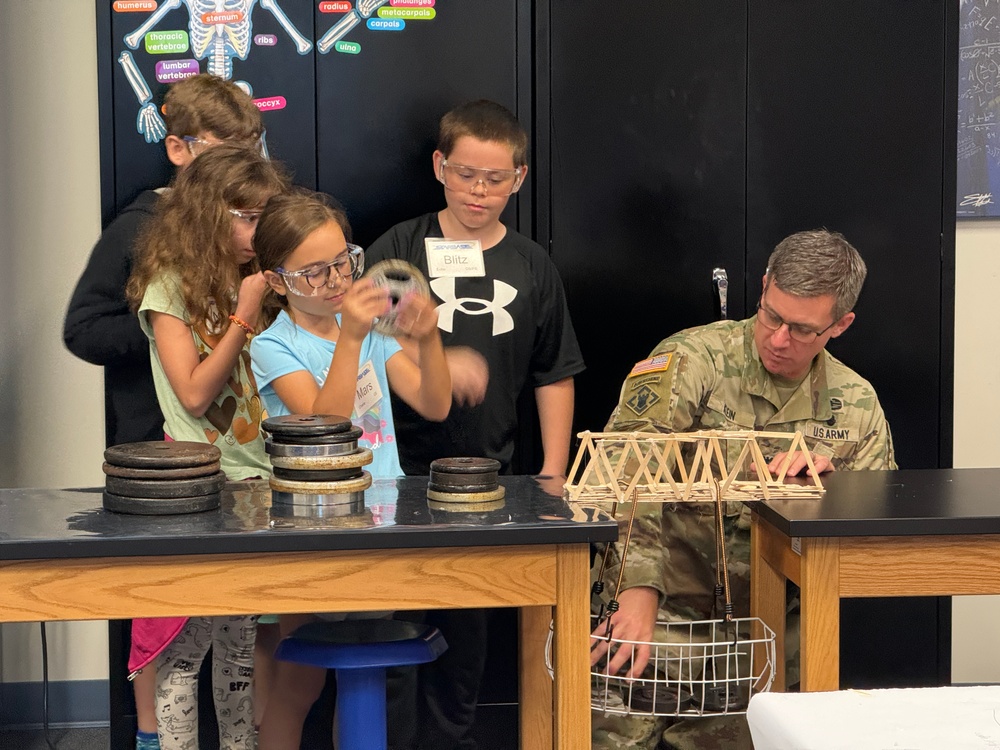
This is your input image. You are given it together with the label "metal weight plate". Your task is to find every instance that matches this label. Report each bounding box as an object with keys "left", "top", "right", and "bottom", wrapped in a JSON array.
[
  {"left": 105, "top": 471, "right": 227, "bottom": 499},
  {"left": 104, "top": 441, "right": 222, "bottom": 470},
  {"left": 268, "top": 449, "right": 373, "bottom": 471},
  {"left": 265, "top": 438, "right": 359, "bottom": 458},
  {"left": 264, "top": 427, "right": 363, "bottom": 446},
  {"left": 366, "top": 259, "right": 430, "bottom": 337},
  {"left": 428, "top": 480, "right": 501, "bottom": 494},
  {"left": 271, "top": 466, "right": 365, "bottom": 482},
  {"left": 429, "top": 457, "right": 502, "bottom": 475},
  {"left": 270, "top": 490, "right": 368, "bottom": 510},
  {"left": 102, "top": 460, "right": 222, "bottom": 480},
  {"left": 426, "top": 486, "right": 506, "bottom": 504},
  {"left": 262, "top": 414, "right": 353, "bottom": 439},
  {"left": 268, "top": 471, "right": 373, "bottom": 495},
  {"left": 103, "top": 491, "right": 221, "bottom": 515}
]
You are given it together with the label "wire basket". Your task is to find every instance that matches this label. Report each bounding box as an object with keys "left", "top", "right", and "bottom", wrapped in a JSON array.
[{"left": 549, "top": 615, "right": 775, "bottom": 717}]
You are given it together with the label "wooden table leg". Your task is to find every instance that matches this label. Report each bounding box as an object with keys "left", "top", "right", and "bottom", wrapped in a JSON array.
[
  {"left": 553, "top": 544, "right": 590, "bottom": 750},
  {"left": 751, "top": 513, "right": 789, "bottom": 691},
  {"left": 800, "top": 537, "right": 840, "bottom": 691},
  {"left": 520, "top": 605, "right": 554, "bottom": 750}
]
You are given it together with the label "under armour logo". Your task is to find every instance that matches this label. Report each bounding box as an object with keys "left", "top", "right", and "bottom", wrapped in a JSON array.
[{"left": 431, "top": 277, "right": 517, "bottom": 336}]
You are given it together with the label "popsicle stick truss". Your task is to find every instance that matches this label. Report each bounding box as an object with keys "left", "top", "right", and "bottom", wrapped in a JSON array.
[{"left": 564, "top": 430, "right": 824, "bottom": 503}]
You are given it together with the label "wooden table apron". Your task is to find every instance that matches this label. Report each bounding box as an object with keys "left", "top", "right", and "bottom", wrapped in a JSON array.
[
  {"left": 0, "top": 477, "right": 613, "bottom": 750},
  {"left": 750, "top": 512, "right": 1000, "bottom": 692}
]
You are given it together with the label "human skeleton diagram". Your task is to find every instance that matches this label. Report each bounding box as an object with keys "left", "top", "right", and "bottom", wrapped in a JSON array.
[
  {"left": 317, "top": 0, "right": 389, "bottom": 54},
  {"left": 118, "top": 0, "right": 312, "bottom": 143}
]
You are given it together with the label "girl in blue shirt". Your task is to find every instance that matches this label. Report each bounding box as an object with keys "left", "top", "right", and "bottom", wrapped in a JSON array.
[{"left": 249, "top": 190, "right": 450, "bottom": 749}]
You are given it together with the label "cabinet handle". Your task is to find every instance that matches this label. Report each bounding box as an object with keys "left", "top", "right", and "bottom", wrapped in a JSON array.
[{"left": 713, "top": 267, "right": 729, "bottom": 319}]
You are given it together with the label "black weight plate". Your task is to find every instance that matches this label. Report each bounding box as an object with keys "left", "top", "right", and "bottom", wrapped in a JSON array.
[
  {"left": 428, "top": 470, "right": 499, "bottom": 489},
  {"left": 103, "top": 491, "right": 220, "bottom": 515},
  {"left": 429, "top": 457, "right": 502, "bottom": 475},
  {"left": 102, "top": 460, "right": 222, "bottom": 480},
  {"left": 262, "top": 414, "right": 353, "bottom": 438},
  {"left": 267, "top": 426, "right": 363, "bottom": 445},
  {"left": 428, "top": 481, "right": 500, "bottom": 495},
  {"left": 104, "top": 441, "right": 221, "bottom": 470},
  {"left": 271, "top": 466, "right": 365, "bottom": 482},
  {"left": 105, "top": 471, "right": 227, "bottom": 499}
]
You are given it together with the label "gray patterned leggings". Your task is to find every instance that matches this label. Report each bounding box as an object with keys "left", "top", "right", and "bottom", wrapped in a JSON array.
[{"left": 154, "top": 615, "right": 257, "bottom": 750}]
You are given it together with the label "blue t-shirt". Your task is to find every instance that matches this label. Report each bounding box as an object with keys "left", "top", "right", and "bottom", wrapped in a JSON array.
[{"left": 250, "top": 310, "right": 404, "bottom": 478}]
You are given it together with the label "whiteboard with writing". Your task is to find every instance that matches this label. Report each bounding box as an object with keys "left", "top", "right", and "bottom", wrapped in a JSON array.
[{"left": 958, "top": 0, "right": 1000, "bottom": 216}]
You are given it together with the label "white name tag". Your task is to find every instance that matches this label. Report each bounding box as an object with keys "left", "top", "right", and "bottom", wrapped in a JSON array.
[
  {"left": 353, "top": 359, "right": 383, "bottom": 417},
  {"left": 425, "top": 238, "right": 485, "bottom": 277}
]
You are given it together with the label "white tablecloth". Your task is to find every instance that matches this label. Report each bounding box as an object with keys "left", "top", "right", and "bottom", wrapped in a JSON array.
[{"left": 747, "top": 686, "right": 1000, "bottom": 749}]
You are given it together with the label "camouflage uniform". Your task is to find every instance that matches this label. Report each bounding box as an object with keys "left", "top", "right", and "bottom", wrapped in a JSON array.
[{"left": 592, "top": 317, "right": 896, "bottom": 750}]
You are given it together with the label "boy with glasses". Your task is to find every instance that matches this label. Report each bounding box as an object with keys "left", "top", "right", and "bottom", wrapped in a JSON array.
[
  {"left": 62, "top": 72, "right": 263, "bottom": 750},
  {"left": 592, "top": 229, "right": 897, "bottom": 750},
  {"left": 366, "top": 99, "right": 584, "bottom": 749}
]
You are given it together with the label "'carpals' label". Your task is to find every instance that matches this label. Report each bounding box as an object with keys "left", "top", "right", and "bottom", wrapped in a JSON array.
[
  {"left": 367, "top": 18, "right": 405, "bottom": 30},
  {"left": 145, "top": 30, "right": 189, "bottom": 54}
]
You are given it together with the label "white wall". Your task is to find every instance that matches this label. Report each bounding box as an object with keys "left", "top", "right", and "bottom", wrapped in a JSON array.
[
  {"left": 951, "top": 221, "right": 1000, "bottom": 683},
  {"left": 0, "top": 0, "right": 110, "bottom": 683},
  {"left": 0, "top": 0, "right": 997, "bottom": 694}
]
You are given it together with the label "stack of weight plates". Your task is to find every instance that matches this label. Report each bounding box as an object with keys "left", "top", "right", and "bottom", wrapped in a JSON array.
[
  {"left": 263, "top": 414, "right": 373, "bottom": 506},
  {"left": 427, "top": 457, "right": 505, "bottom": 510},
  {"left": 102, "top": 441, "right": 225, "bottom": 515}
]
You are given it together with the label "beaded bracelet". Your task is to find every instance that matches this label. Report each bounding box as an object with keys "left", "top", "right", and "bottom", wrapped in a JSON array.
[{"left": 229, "top": 314, "right": 256, "bottom": 338}]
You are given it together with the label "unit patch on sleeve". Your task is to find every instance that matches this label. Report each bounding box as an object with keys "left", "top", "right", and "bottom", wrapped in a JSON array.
[
  {"left": 626, "top": 384, "right": 661, "bottom": 416},
  {"left": 629, "top": 353, "right": 673, "bottom": 377}
]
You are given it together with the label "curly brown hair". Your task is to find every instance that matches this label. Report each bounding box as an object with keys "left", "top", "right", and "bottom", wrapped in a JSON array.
[{"left": 127, "top": 143, "right": 289, "bottom": 326}]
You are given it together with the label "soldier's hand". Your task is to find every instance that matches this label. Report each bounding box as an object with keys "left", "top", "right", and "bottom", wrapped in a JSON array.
[
  {"left": 757, "top": 451, "right": 834, "bottom": 477},
  {"left": 590, "top": 586, "right": 659, "bottom": 677}
]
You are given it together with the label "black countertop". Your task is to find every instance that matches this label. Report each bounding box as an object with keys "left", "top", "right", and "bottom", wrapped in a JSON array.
[
  {"left": 0, "top": 476, "right": 618, "bottom": 561},
  {"left": 752, "top": 468, "right": 1000, "bottom": 538}
]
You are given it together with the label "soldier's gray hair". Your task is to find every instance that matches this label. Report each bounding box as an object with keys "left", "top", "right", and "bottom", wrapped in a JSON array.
[{"left": 766, "top": 229, "right": 867, "bottom": 321}]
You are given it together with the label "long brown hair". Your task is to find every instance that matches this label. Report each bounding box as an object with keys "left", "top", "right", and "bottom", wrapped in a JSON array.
[
  {"left": 253, "top": 189, "right": 353, "bottom": 328},
  {"left": 127, "top": 143, "right": 288, "bottom": 326}
]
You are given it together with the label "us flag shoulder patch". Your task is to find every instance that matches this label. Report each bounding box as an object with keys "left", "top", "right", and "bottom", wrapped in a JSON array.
[{"left": 629, "top": 353, "right": 673, "bottom": 377}]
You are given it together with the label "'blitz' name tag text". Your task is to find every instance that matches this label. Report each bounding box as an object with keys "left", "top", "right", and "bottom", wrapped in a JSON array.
[{"left": 425, "top": 238, "right": 485, "bottom": 277}]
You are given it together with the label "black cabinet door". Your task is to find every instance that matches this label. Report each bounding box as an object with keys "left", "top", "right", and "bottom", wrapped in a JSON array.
[
  {"left": 747, "top": 0, "right": 952, "bottom": 472},
  {"left": 314, "top": 0, "right": 523, "bottom": 248},
  {"left": 547, "top": 0, "right": 749, "bottom": 436},
  {"left": 747, "top": 0, "right": 955, "bottom": 688}
]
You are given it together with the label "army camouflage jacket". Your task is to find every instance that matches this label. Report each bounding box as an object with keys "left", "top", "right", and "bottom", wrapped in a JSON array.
[{"left": 604, "top": 316, "right": 897, "bottom": 596}]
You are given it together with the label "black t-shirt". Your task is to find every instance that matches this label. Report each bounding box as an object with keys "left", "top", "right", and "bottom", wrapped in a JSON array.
[{"left": 366, "top": 213, "right": 585, "bottom": 474}]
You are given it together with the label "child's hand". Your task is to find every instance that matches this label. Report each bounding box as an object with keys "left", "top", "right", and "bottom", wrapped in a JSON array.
[
  {"left": 340, "top": 278, "right": 391, "bottom": 342},
  {"left": 445, "top": 346, "right": 489, "bottom": 406},
  {"left": 235, "top": 272, "right": 268, "bottom": 328},
  {"left": 394, "top": 292, "right": 439, "bottom": 341}
]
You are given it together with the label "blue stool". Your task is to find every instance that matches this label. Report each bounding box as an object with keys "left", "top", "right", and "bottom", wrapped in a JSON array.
[{"left": 273, "top": 618, "right": 448, "bottom": 750}]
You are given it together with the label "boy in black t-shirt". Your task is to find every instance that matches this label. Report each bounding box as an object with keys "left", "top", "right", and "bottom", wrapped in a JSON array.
[{"left": 367, "top": 100, "right": 584, "bottom": 749}]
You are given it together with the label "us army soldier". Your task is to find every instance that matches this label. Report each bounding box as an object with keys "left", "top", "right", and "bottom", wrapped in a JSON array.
[{"left": 591, "top": 229, "right": 896, "bottom": 750}]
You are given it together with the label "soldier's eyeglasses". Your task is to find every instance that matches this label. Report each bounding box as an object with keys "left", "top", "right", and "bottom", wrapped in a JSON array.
[{"left": 756, "top": 295, "right": 837, "bottom": 344}]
